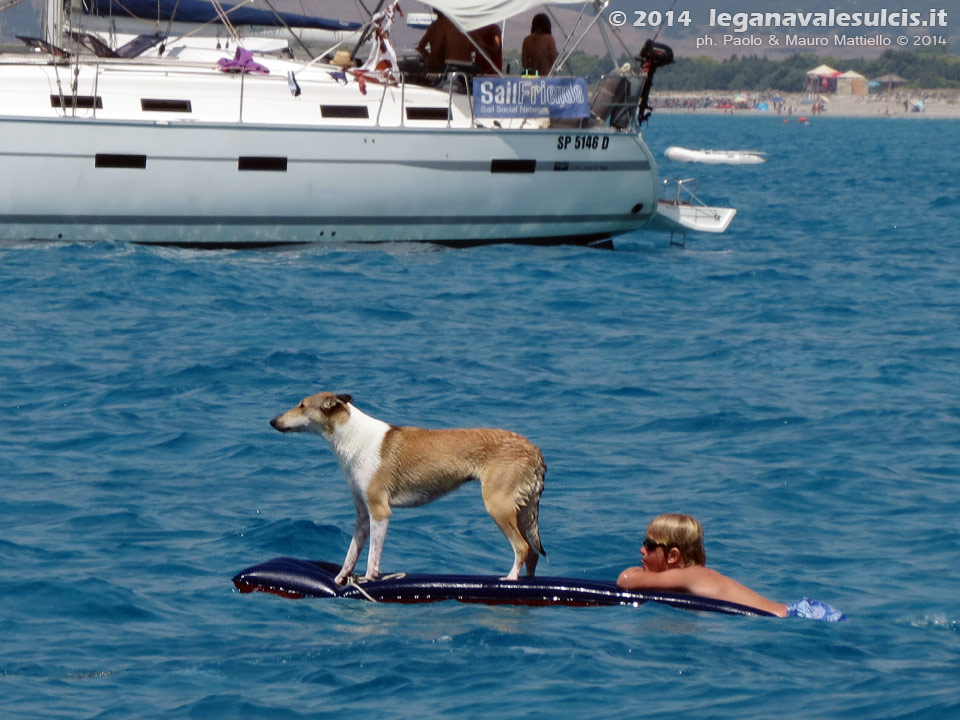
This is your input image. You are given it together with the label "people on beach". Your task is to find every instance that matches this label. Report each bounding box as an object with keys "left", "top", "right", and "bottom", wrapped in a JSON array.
[
  {"left": 521, "top": 12, "right": 558, "bottom": 76},
  {"left": 617, "top": 513, "right": 845, "bottom": 621},
  {"left": 417, "top": 11, "right": 473, "bottom": 72}
]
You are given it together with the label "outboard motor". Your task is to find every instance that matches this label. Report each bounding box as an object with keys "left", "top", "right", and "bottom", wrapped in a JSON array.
[{"left": 636, "top": 39, "right": 674, "bottom": 126}]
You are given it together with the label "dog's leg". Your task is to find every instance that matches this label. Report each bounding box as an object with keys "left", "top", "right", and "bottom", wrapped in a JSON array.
[
  {"left": 335, "top": 502, "right": 370, "bottom": 585},
  {"left": 524, "top": 546, "right": 540, "bottom": 576},
  {"left": 363, "top": 495, "right": 391, "bottom": 581},
  {"left": 481, "top": 479, "right": 530, "bottom": 581},
  {"left": 364, "top": 516, "right": 390, "bottom": 581}
]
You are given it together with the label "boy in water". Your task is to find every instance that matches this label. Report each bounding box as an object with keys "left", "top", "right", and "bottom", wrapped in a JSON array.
[{"left": 617, "top": 513, "right": 845, "bottom": 621}]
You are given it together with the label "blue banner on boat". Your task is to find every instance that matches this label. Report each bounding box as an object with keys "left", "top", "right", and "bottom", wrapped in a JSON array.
[{"left": 473, "top": 77, "right": 590, "bottom": 119}]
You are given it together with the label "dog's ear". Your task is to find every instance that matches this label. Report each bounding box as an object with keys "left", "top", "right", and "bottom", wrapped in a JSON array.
[{"left": 318, "top": 393, "right": 351, "bottom": 411}]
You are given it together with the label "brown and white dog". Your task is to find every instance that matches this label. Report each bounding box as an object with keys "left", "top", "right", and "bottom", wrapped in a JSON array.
[{"left": 270, "top": 392, "right": 546, "bottom": 584}]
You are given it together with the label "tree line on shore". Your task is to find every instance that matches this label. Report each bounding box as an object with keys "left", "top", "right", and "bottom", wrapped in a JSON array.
[{"left": 651, "top": 48, "right": 960, "bottom": 92}]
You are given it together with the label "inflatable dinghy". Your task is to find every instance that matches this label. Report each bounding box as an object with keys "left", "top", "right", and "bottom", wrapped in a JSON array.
[
  {"left": 664, "top": 146, "right": 766, "bottom": 164},
  {"left": 233, "top": 557, "right": 775, "bottom": 617}
]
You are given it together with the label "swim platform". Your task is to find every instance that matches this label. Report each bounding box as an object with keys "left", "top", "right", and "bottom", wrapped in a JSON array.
[{"left": 232, "top": 557, "right": 777, "bottom": 617}]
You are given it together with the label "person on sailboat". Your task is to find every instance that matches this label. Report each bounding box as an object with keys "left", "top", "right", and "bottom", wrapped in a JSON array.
[
  {"left": 521, "top": 13, "right": 557, "bottom": 76},
  {"left": 470, "top": 24, "right": 502, "bottom": 74},
  {"left": 417, "top": 11, "right": 473, "bottom": 72}
]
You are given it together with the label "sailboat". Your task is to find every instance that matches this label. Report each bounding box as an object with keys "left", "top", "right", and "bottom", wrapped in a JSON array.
[{"left": 0, "top": 0, "right": 735, "bottom": 247}]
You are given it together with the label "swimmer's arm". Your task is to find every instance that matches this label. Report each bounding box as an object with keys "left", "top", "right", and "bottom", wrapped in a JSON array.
[
  {"left": 616, "top": 566, "right": 698, "bottom": 593},
  {"left": 619, "top": 566, "right": 789, "bottom": 616}
]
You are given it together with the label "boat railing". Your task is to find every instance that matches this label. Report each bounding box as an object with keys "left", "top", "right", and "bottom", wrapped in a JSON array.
[
  {"left": 661, "top": 177, "right": 730, "bottom": 223},
  {"left": 660, "top": 176, "right": 732, "bottom": 230},
  {"left": 372, "top": 70, "right": 472, "bottom": 128},
  {"left": 660, "top": 177, "right": 701, "bottom": 206},
  {"left": 41, "top": 58, "right": 476, "bottom": 129},
  {"left": 657, "top": 176, "right": 735, "bottom": 245},
  {"left": 444, "top": 72, "right": 475, "bottom": 128},
  {"left": 374, "top": 70, "right": 400, "bottom": 127}
]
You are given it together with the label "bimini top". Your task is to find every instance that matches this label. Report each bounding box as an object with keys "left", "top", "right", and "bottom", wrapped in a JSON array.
[
  {"left": 233, "top": 557, "right": 776, "bottom": 617},
  {"left": 415, "top": 0, "right": 591, "bottom": 31}
]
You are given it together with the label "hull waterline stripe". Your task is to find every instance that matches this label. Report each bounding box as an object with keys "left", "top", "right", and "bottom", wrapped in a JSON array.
[
  {"left": 137, "top": 236, "right": 619, "bottom": 250},
  {"left": 0, "top": 151, "right": 650, "bottom": 173}
]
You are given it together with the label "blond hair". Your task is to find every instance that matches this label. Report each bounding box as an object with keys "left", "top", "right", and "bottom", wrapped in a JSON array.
[{"left": 646, "top": 513, "right": 706, "bottom": 567}]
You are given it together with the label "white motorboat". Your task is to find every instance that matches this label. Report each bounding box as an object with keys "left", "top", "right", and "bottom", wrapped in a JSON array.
[
  {"left": 664, "top": 146, "right": 766, "bottom": 165},
  {"left": 0, "top": 0, "right": 736, "bottom": 248}
]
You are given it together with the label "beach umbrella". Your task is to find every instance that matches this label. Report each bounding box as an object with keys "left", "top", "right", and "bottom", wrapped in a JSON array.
[{"left": 873, "top": 74, "right": 908, "bottom": 92}]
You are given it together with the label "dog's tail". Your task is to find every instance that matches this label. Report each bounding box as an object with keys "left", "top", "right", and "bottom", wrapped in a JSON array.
[{"left": 516, "top": 451, "right": 547, "bottom": 557}]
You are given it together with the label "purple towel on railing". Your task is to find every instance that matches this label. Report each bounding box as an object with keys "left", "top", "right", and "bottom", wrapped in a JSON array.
[{"left": 217, "top": 47, "right": 269, "bottom": 74}]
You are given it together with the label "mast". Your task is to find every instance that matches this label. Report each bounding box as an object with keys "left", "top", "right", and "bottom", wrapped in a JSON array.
[{"left": 43, "top": 0, "right": 63, "bottom": 46}]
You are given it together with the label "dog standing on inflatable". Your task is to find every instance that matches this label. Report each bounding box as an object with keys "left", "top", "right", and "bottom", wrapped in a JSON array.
[{"left": 270, "top": 392, "right": 547, "bottom": 585}]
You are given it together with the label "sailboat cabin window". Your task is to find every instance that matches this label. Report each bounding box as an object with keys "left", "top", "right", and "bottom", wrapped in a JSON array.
[
  {"left": 238, "top": 157, "right": 288, "bottom": 172},
  {"left": 406, "top": 107, "right": 450, "bottom": 121},
  {"left": 141, "top": 99, "right": 193, "bottom": 113},
  {"left": 95, "top": 154, "right": 147, "bottom": 169},
  {"left": 320, "top": 105, "right": 369, "bottom": 119},
  {"left": 50, "top": 95, "right": 102, "bottom": 110}
]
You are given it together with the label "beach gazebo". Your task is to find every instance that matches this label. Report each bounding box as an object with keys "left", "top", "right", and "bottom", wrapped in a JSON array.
[
  {"left": 805, "top": 64, "right": 841, "bottom": 94},
  {"left": 873, "top": 73, "right": 908, "bottom": 92},
  {"left": 837, "top": 70, "right": 867, "bottom": 96}
]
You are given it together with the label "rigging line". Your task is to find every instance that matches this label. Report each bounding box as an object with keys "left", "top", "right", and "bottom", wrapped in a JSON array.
[
  {"left": 653, "top": 0, "right": 680, "bottom": 43},
  {"left": 550, "top": 3, "right": 588, "bottom": 75},
  {"left": 291, "top": 10, "right": 378, "bottom": 74},
  {"left": 289, "top": 0, "right": 384, "bottom": 75},
  {"left": 605, "top": 13, "right": 634, "bottom": 60},
  {"left": 0, "top": 0, "right": 29, "bottom": 16},
  {"left": 294, "top": 40, "right": 345, "bottom": 72},
  {"left": 555, "top": 8, "right": 608, "bottom": 75},
  {"left": 595, "top": 10, "right": 625, "bottom": 70},
  {"left": 209, "top": 0, "right": 240, "bottom": 42},
  {"left": 89, "top": 0, "right": 145, "bottom": 24},
  {"left": 164, "top": 0, "right": 255, "bottom": 47},
  {"left": 351, "top": 0, "right": 385, "bottom": 61},
  {"left": 260, "top": 0, "right": 315, "bottom": 60},
  {"left": 163, "top": 0, "right": 182, "bottom": 39}
]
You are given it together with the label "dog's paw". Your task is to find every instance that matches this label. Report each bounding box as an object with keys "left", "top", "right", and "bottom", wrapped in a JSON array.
[{"left": 334, "top": 573, "right": 349, "bottom": 586}]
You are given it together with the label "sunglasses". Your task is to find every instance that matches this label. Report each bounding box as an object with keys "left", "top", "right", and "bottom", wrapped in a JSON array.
[{"left": 642, "top": 537, "right": 670, "bottom": 553}]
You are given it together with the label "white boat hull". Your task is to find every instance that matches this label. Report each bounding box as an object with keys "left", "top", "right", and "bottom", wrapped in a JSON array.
[
  {"left": 0, "top": 115, "right": 659, "bottom": 246},
  {"left": 664, "top": 146, "right": 765, "bottom": 165}
]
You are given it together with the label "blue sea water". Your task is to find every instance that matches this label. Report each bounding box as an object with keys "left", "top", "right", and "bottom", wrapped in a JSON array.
[{"left": 2, "top": 115, "right": 959, "bottom": 719}]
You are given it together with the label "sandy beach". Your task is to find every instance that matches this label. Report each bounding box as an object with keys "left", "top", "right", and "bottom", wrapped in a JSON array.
[{"left": 651, "top": 89, "right": 960, "bottom": 118}]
